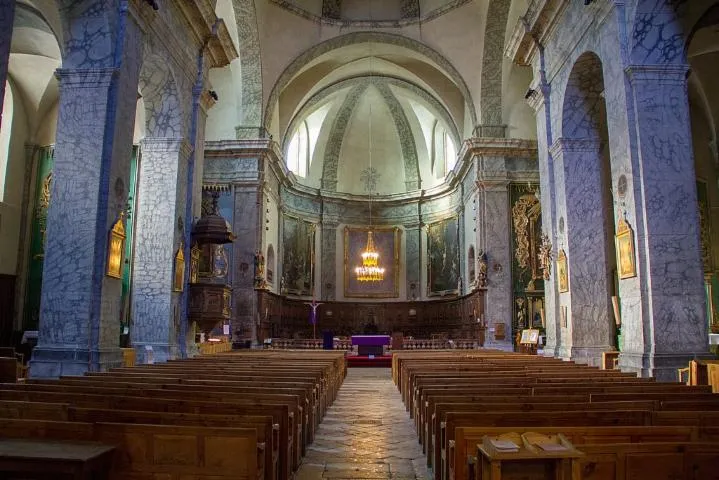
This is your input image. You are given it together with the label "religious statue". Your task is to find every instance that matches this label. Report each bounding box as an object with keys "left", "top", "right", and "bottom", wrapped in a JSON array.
[
  {"left": 254, "top": 250, "right": 267, "bottom": 289},
  {"left": 477, "top": 250, "right": 488, "bottom": 288}
]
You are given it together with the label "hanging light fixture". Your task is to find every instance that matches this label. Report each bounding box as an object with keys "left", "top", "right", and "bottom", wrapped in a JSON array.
[{"left": 355, "top": 36, "right": 385, "bottom": 283}]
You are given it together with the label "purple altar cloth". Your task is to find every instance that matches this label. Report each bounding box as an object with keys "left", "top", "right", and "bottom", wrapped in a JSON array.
[{"left": 351, "top": 335, "right": 391, "bottom": 346}]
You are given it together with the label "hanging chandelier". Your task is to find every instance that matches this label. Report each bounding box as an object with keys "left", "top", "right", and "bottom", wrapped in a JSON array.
[
  {"left": 355, "top": 231, "right": 385, "bottom": 282},
  {"left": 354, "top": 37, "right": 384, "bottom": 283}
]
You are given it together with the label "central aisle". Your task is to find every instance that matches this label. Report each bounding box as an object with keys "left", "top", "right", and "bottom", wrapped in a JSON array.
[{"left": 296, "top": 368, "right": 432, "bottom": 480}]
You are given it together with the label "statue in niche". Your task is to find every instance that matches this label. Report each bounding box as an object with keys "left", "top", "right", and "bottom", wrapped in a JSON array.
[{"left": 477, "top": 250, "right": 488, "bottom": 288}]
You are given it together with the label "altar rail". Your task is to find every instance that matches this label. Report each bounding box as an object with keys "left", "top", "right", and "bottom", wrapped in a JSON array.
[{"left": 269, "top": 338, "right": 480, "bottom": 351}]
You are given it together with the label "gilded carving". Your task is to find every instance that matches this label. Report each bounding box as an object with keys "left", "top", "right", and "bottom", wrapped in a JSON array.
[
  {"left": 512, "top": 192, "right": 541, "bottom": 279},
  {"left": 538, "top": 233, "right": 553, "bottom": 281}
]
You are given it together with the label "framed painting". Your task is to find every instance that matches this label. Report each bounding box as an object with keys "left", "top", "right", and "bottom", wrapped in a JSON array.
[
  {"left": 344, "top": 226, "right": 400, "bottom": 298},
  {"left": 173, "top": 244, "right": 185, "bottom": 292},
  {"left": 615, "top": 216, "right": 637, "bottom": 279},
  {"left": 427, "top": 216, "right": 460, "bottom": 296},
  {"left": 557, "top": 249, "right": 568, "bottom": 293},
  {"left": 281, "top": 215, "right": 316, "bottom": 296},
  {"left": 520, "top": 328, "right": 540, "bottom": 345}
]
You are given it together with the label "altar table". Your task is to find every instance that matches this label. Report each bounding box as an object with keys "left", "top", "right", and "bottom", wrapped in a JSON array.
[{"left": 351, "top": 335, "right": 391, "bottom": 356}]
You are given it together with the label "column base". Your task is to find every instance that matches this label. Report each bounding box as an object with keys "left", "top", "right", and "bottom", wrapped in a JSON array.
[
  {"left": 541, "top": 342, "right": 561, "bottom": 358},
  {"left": 618, "top": 351, "right": 714, "bottom": 382},
  {"left": 29, "top": 346, "right": 123, "bottom": 378},
  {"left": 132, "top": 342, "right": 181, "bottom": 364},
  {"left": 568, "top": 345, "right": 613, "bottom": 368}
]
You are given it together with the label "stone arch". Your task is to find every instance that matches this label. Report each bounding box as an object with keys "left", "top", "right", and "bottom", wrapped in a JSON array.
[
  {"left": 264, "top": 31, "right": 477, "bottom": 133},
  {"left": 232, "top": 0, "right": 263, "bottom": 138},
  {"left": 283, "top": 75, "right": 460, "bottom": 152},
  {"left": 628, "top": 0, "right": 719, "bottom": 65},
  {"left": 556, "top": 51, "right": 616, "bottom": 364},
  {"left": 139, "top": 52, "right": 183, "bottom": 138},
  {"left": 479, "top": 0, "right": 512, "bottom": 132},
  {"left": 57, "top": 0, "right": 116, "bottom": 68},
  {"left": 561, "top": 52, "right": 606, "bottom": 141}
]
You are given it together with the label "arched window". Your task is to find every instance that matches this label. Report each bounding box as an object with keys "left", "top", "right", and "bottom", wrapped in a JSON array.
[
  {"left": 287, "top": 120, "right": 310, "bottom": 177},
  {"left": 0, "top": 80, "right": 13, "bottom": 201},
  {"left": 431, "top": 121, "right": 457, "bottom": 179}
]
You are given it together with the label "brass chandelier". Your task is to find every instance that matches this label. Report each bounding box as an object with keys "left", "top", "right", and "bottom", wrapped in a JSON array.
[{"left": 354, "top": 44, "right": 385, "bottom": 283}]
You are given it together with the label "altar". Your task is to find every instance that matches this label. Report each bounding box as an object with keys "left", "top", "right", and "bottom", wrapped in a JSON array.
[{"left": 351, "top": 335, "right": 391, "bottom": 356}]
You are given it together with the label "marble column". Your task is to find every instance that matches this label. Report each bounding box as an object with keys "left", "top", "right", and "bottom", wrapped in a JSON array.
[
  {"left": 30, "top": 65, "right": 142, "bottom": 376},
  {"left": 405, "top": 225, "right": 421, "bottom": 301},
  {"left": 321, "top": 220, "right": 338, "bottom": 301},
  {"left": 619, "top": 64, "right": 710, "bottom": 379},
  {"left": 551, "top": 138, "right": 613, "bottom": 366},
  {"left": 0, "top": 0, "right": 15, "bottom": 132},
  {"left": 233, "top": 184, "right": 260, "bottom": 343},
  {"left": 131, "top": 138, "right": 192, "bottom": 363},
  {"left": 477, "top": 167, "right": 512, "bottom": 345},
  {"left": 528, "top": 82, "right": 561, "bottom": 357}
]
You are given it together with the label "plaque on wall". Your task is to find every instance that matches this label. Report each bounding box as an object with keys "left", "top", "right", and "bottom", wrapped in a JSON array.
[
  {"left": 557, "top": 249, "right": 568, "bottom": 293},
  {"left": 106, "top": 213, "right": 126, "bottom": 279},
  {"left": 615, "top": 216, "right": 637, "bottom": 279}
]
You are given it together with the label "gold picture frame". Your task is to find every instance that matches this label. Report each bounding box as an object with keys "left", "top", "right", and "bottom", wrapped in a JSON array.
[
  {"left": 520, "top": 328, "right": 540, "bottom": 345},
  {"left": 616, "top": 216, "right": 637, "bottom": 279},
  {"left": 174, "top": 243, "right": 185, "bottom": 292},
  {"left": 106, "top": 213, "right": 126, "bottom": 279},
  {"left": 557, "top": 249, "right": 568, "bottom": 293}
]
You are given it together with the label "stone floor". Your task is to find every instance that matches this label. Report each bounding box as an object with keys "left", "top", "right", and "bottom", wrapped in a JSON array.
[{"left": 296, "top": 368, "right": 432, "bottom": 480}]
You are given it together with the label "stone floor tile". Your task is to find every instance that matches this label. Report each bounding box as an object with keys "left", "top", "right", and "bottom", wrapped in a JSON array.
[{"left": 295, "top": 368, "right": 434, "bottom": 480}]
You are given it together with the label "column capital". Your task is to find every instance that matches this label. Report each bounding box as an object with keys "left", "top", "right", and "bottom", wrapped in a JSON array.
[
  {"left": 54, "top": 68, "right": 119, "bottom": 89},
  {"left": 140, "top": 137, "right": 194, "bottom": 157},
  {"left": 549, "top": 138, "right": 602, "bottom": 158},
  {"left": 476, "top": 178, "right": 510, "bottom": 191},
  {"left": 625, "top": 63, "right": 689, "bottom": 86}
]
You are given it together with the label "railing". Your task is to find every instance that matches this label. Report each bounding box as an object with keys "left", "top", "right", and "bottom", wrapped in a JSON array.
[{"left": 268, "top": 338, "right": 481, "bottom": 351}]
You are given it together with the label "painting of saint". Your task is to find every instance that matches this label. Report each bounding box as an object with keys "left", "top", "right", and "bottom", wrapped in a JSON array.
[
  {"left": 615, "top": 217, "right": 636, "bottom": 279},
  {"left": 282, "top": 215, "right": 315, "bottom": 296},
  {"left": 557, "top": 249, "right": 568, "bottom": 293},
  {"left": 427, "top": 216, "right": 460, "bottom": 295}
]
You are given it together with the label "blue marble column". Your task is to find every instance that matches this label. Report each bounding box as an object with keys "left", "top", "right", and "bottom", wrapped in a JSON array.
[
  {"left": 0, "top": 0, "right": 15, "bottom": 132},
  {"left": 551, "top": 138, "right": 614, "bottom": 366},
  {"left": 30, "top": 65, "right": 142, "bottom": 376},
  {"left": 619, "top": 64, "right": 710, "bottom": 379},
  {"left": 477, "top": 170, "right": 512, "bottom": 346},
  {"left": 131, "top": 138, "right": 192, "bottom": 363}
]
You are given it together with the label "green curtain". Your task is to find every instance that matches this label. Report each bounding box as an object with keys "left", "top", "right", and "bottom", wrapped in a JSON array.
[{"left": 23, "top": 146, "right": 54, "bottom": 330}]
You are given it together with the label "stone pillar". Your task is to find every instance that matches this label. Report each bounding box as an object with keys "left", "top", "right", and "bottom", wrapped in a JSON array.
[
  {"left": 551, "top": 138, "right": 613, "bottom": 366},
  {"left": 405, "top": 224, "right": 421, "bottom": 301},
  {"left": 619, "top": 64, "right": 710, "bottom": 379},
  {"left": 233, "top": 184, "right": 260, "bottom": 343},
  {"left": 528, "top": 83, "right": 561, "bottom": 357},
  {"left": 321, "top": 220, "right": 338, "bottom": 301},
  {"left": 477, "top": 167, "right": 512, "bottom": 346},
  {"left": 0, "top": 0, "right": 15, "bottom": 132},
  {"left": 131, "top": 138, "right": 192, "bottom": 363},
  {"left": 30, "top": 65, "right": 142, "bottom": 376}
]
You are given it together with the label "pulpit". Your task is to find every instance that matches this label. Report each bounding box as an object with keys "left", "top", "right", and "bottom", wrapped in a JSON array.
[
  {"left": 188, "top": 283, "right": 232, "bottom": 338},
  {"left": 351, "top": 335, "right": 390, "bottom": 356}
]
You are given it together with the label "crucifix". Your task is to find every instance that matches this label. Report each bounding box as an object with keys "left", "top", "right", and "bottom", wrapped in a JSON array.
[{"left": 305, "top": 299, "right": 323, "bottom": 339}]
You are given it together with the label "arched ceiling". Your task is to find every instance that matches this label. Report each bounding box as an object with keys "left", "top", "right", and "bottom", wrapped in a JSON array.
[
  {"left": 269, "top": 35, "right": 473, "bottom": 141},
  {"left": 286, "top": 75, "right": 458, "bottom": 196}
]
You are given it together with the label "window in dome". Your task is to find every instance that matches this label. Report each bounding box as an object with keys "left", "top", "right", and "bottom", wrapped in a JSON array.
[
  {"left": 431, "top": 122, "right": 457, "bottom": 180},
  {"left": 287, "top": 120, "right": 310, "bottom": 177}
]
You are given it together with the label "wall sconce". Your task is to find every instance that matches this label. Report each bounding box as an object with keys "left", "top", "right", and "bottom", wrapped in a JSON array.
[{"left": 106, "top": 213, "right": 126, "bottom": 279}]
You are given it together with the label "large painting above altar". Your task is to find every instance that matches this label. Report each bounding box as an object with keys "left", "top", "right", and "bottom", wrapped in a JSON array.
[
  {"left": 427, "top": 216, "right": 460, "bottom": 295},
  {"left": 344, "top": 227, "right": 401, "bottom": 298},
  {"left": 281, "top": 215, "right": 315, "bottom": 296}
]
